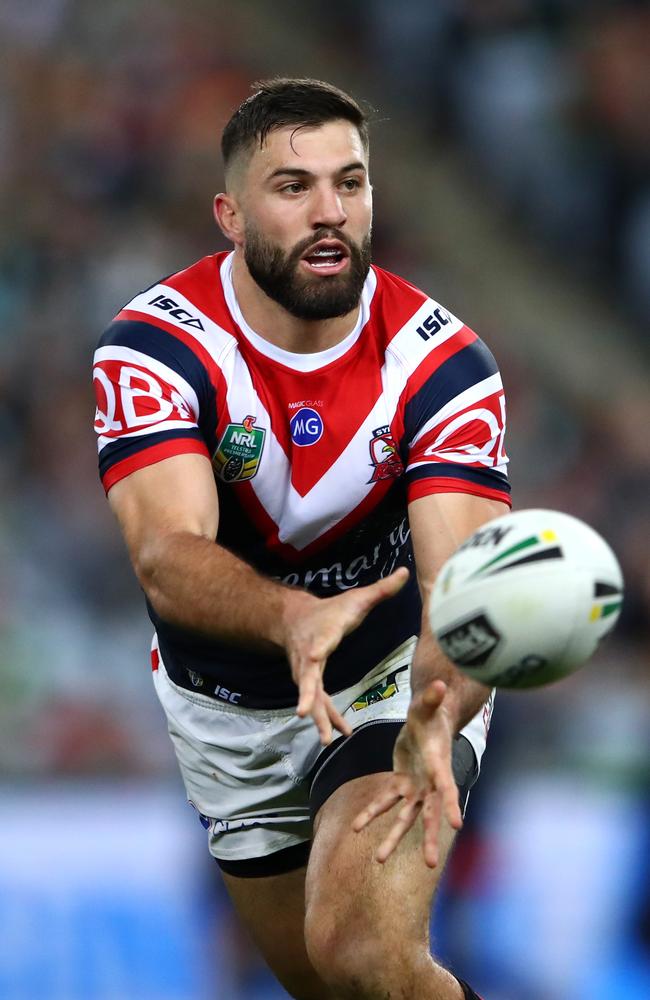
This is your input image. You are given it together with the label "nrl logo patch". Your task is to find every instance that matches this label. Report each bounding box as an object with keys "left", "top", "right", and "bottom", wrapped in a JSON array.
[
  {"left": 213, "top": 414, "right": 266, "bottom": 483},
  {"left": 367, "top": 426, "right": 404, "bottom": 483}
]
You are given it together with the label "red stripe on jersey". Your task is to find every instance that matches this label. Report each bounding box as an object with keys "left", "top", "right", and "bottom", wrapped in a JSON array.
[
  {"left": 101, "top": 438, "right": 210, "bottom": 493},
  {"left": 371, "top": 265, "right": 429, "bottom": 348},
  {"left": 116, "top": 307, "right": 229, "bottom": 406},
  {"left": 237, "top": 337, "right": 384, "bottom": 497},
  {"left": 232, "top": 472, "right": 398, "bottom": 565},
  {"left": 407, "top": 475, "right": 511, "bottom": 506},
  {"left": 164, "top": 254, "right": 233, "bottom": 329},
  {"left": 231, "top": 341, "right": 293, "bottom": 460},
  {"left": 232, "top": 478, "right": 292, "bottom": 556},
  {"left": 296, "top": 475, "right": 397, "bottom": 559},
  {"left": 151, "top": 647, "right": 160, "bottom": 672}
]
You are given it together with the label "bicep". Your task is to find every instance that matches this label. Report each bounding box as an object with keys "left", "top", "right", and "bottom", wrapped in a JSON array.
[
  {"left": 108, "top": 452, "right": 219, "bottom": 572},
  {"left": 408, "top": 492, "right": 509, "bottom": 598}
]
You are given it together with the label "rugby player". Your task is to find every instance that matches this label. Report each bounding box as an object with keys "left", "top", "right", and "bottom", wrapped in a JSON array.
[{"left": 93, "top": 78, "right": 511, "bottom": 999}]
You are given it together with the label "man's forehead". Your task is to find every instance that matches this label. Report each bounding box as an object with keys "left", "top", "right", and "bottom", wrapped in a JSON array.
[{"left": 251, "top": 120, "right": 367, "bottom": 176}]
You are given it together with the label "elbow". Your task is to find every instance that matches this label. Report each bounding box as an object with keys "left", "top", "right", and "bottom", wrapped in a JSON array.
[
  {"left": 132, "top": 536, "right": 171, "bottom": 617},
  {"left": 133, "top": 537, "right": 159, "bottom": 589}
]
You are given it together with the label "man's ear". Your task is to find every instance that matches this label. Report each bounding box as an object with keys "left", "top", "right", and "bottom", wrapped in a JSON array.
[{"left": 214, "top": 193, "right": 244, "bottom": 247}]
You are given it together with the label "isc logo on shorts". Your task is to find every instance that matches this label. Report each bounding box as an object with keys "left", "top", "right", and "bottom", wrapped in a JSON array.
[
  {"left": 290, "top": 407, "right": 323, "bottom": 446},
  {"left": 214, "top": 684, "right": 242, "bottom": 704}
]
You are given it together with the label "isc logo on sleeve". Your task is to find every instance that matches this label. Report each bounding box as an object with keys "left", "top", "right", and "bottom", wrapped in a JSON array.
[{"left": 290, "top": 407, "right": 324, "bottom": 447}]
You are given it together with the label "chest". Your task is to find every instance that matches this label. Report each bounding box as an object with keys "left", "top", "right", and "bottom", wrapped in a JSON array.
[{"left": 211, "top": 345, "right": 405, "bottom": 554}]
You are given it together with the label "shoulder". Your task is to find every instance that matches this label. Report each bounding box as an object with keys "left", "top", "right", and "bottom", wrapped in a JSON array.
[
  {"left": 104, "top": 251, "right": 233, "bottom": 335},
  {"left": 370, "top": 264, "right": 489, "bottom": 372},
  {"left": 95, "top": 252, "right": 236, "bottom": 376},
  {"left": 369, "top": 264, "right": 429, "bottom": 332}
]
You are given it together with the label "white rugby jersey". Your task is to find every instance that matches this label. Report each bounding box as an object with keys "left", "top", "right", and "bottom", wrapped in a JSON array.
[{"left": 93, "top": 251, "right": 510, "bottom": 706}]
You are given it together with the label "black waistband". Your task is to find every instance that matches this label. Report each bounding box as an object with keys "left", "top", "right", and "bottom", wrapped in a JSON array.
[{"left": 161, "top": 649, "right": 299, "bottom": 710}]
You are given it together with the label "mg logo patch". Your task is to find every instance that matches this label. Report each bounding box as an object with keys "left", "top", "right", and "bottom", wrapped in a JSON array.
[
  {"left": 213, "top": 415, "right": 266, "bottom": 483},
  {"left": 290, "top": 407, "right": 324, "bottom": 447}
]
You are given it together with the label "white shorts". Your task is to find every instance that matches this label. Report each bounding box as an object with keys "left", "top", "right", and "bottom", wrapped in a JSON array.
[{"left": 152, "top": 636, "right": 491, "bottom": 874}]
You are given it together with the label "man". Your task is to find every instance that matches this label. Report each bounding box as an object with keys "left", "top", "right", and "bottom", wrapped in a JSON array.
[{"left": 93, "top": 78, "right": 510, "bottom": 999}]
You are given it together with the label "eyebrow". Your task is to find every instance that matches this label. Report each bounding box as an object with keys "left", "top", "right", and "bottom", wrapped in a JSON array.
[{"left": 267, "top": 161, "right": 367, "bottom": 181}]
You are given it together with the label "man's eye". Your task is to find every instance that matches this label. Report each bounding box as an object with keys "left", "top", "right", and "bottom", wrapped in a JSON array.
[
  {"left": 282, "top": 183, "right": 305, "bottom": 194},
  {"left": 341, "top": 178, "right": 361, "bottom": 191}
]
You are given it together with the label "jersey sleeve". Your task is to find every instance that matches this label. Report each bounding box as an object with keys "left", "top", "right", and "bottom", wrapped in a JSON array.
[
  {"left": 402, "top": 331, "right": 511, "bottom": 507},
  {"left": 92, "top": 319, "right": 215, "bottom": 493}
]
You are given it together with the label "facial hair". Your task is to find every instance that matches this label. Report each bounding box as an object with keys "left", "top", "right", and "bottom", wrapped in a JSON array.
[{"left": 244, "top": 225, "right": 372, "bottom": 321}]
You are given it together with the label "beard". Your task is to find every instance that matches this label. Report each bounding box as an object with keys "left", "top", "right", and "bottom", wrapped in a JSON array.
[{"left": 243, "top": 225, "right": 372, "bottom": 321}]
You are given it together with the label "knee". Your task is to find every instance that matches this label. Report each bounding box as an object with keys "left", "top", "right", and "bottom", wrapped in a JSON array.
[
  {"left": 305, "top": 902, "right": 360, "bottom": 991},
  {"left": 304, "top": 904, "right": 423, "bottom": 998}
]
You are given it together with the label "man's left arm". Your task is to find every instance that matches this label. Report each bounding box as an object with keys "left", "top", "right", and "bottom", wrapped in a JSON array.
[
  {"left": 409, "top": 491, "right": 508, "bottom": 720},
  {"left": 353, "top": 491, "right": 509, "bottom": 867}
]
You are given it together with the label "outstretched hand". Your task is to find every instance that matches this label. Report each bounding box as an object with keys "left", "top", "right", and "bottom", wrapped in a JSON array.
[
  {"left": 286, "top": 567, "right": 409, "bottom": 746},
  {"left": 352, "top": 679, "right": 463, "bottom": 867}
]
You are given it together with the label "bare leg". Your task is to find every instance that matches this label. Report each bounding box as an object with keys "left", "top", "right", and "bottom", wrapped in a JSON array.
[
  {"left": 304, "top": 772, "right": 464, "bottom": 1000},
  {"left": 221, "top": 864, "right": 337, "bottom": 1000}
]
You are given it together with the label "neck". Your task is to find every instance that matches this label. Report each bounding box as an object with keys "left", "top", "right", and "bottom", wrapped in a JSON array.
[{"left": 230, "top": 250, "right": 361, "bottom": 355}]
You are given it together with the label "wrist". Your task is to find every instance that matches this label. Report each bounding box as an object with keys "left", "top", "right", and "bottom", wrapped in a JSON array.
[{"left": 269, "top": 586, "right": 318, "bottom": 649}]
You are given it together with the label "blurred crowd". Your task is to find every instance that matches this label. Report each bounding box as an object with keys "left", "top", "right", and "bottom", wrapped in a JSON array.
[
  {"left": 324, "top": 0, "right": 650, "bottom": 329},
  {"left": 0, "top": 2, "right": 648, "bottom": 996}
]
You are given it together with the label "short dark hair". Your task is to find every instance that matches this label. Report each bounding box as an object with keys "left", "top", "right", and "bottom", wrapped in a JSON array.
[{"left": 221, "top": 77, "right": 370, "bottom": 174}]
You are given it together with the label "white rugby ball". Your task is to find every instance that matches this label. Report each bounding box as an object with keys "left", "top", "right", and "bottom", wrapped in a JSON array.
[{"left": 429, "top": 508, "right": 624, "bottom": 688}]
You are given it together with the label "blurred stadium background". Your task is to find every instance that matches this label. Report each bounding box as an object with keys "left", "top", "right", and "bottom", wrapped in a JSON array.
[{"left": 1, "top": 1, "right": 649, "bottom": 998}]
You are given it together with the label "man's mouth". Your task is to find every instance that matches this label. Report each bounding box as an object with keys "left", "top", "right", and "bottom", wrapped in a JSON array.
[{"left": 300, "top": 240, "right": 350, "bottom": 275}]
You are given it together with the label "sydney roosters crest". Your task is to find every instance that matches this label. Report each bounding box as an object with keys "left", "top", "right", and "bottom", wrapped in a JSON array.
[{"left": 367, "top": 426, "right": 404, "bottom": 483}]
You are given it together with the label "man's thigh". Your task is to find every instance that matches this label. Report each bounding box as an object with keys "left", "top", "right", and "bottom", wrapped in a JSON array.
[
  {"left": 305, "top": 771, "right": 457, "bottom": 953},
  {"left": 221, "top": 865, "right": 335, "bottom": 1000}
]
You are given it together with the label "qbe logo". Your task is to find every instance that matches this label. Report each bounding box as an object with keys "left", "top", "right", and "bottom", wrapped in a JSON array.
[{"left": 290, "top": 407, "right": 324, "bottom": 447}]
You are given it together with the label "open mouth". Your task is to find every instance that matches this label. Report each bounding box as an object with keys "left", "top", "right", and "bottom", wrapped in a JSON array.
[{"left": 300, "top": 240, "right": 350, "bottom": 275}]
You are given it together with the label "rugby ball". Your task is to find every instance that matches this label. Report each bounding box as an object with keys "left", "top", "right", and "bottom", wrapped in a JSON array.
[{"left": 429, "top": 509, "right": 624, "bottom": 688}]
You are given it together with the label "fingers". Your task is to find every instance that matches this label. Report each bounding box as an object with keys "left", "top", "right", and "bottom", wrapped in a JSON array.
[
  {"left": 355, "top": 787, "right": 457, "bottom": 868},
  {"left": 325, "top": 695, "right": 353, "bottom": 740},
  {"left": 296, "top": 663, "right": 319, "bottom": 719},
  {"left": 352, "top": 784, "right": 405, "bottom": 833},
  {"left": 421, "top": 679, "right": 447, "bottom": 711},
  {"left": 411, "top": 680, "right": 447, "bottom": 732},
  {"left": 354, "top": 786, "right": 430, "bottom": 865},
  {"left": 442, "top": 778, "right": 463, "bottom": 831},
  {"left": 297, "top": 665, "right": 352, "bottom": 745},
  {"left": 422, "top": 792, "right": 442, "bottom": 868},
  {"left": 311, "top": 692, "right": 353, "bottom": 746},
  {"left": 353, "top": 768, "right": 461, "bottom": 866},
  {"left": 375, "top": 565, "right": 410, "bottom": 596},
  {"left": 310, "top": 691, "right": 333, "bottom": 746},
  {"left": 375, "top": 798, "right": 422, "bottom": 864},
  {"left": 361, "top": 566, "right": 410, "bottom": 609},
  {"left": 342, "top": 567, "right": 410, "bottom": 628},
  {"left": 352, "top": 777, "right": 424, "bottom": 864},
  {"left": 419, "top": 752, "right": 463, "bottom": 832}
]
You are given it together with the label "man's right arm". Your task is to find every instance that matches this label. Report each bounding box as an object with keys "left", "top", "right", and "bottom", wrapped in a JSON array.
[
  {"left": 109, "top": 451, "right": 312, "bottom": 651},
  {"left": 108, "top": 452, "right": 408, "bottom": 743}
]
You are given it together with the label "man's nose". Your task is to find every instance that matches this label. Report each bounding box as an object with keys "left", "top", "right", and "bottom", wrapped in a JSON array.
[{"left": 309, "top": 185, "right": 347, "bottom": 229}]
